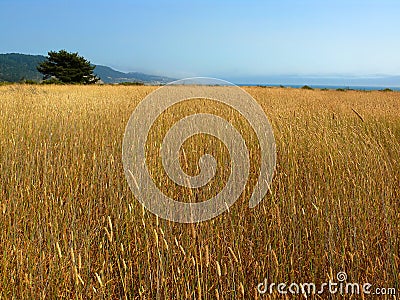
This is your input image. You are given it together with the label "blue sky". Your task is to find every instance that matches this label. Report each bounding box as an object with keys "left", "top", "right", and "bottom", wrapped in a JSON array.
[{"left": 1, "top": 0, "right": 399, "bottom": 79}]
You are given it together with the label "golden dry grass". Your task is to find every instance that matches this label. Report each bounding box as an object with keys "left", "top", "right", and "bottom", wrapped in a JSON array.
[{"left": 0, "top": 84, "right": 399, "bottom": 299}]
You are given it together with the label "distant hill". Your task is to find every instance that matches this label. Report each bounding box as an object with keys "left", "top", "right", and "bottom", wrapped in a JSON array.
[
  {"left": 94, "top": 65, "right": 174, "bottom": 84},
  {"left": 0, "top": 53, "right": 45, "bottom": 82},
  {"left": 0, "top": 53, "right": 175, "bottom": 84}
]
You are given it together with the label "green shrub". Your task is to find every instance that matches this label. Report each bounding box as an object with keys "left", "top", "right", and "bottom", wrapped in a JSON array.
[
  {"left": 118, "top": 81, "right": 145, "bottom": 86},
  {"left": 41, "top": 78, "right": 64, "bottom": 85},
  {"left": 20, "top": 79, "right": 39, "bottom": 84}
]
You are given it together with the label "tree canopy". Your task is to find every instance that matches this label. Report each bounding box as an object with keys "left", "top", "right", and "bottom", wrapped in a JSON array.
[{"left": 37, "top": 50, "right": 99, "bottom": 84}]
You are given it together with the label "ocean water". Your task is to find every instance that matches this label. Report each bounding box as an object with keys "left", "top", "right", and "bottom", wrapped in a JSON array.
[{"left": 237, "top": 83, "right": 400, "bottom": 91}]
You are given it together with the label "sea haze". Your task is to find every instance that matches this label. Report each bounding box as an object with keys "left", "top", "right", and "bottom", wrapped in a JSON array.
[{"left": 227, "top": 74, "right": 400, "bottom": 90}]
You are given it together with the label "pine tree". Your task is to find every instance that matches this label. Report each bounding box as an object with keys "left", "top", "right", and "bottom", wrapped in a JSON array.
[{"left": 37, "top": 50, "right": 99, "bottom": 84}]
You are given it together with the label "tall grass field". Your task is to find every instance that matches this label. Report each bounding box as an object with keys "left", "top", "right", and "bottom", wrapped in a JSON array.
[{"left": 0, "top": 84, "right": 399, "bottom": 299}]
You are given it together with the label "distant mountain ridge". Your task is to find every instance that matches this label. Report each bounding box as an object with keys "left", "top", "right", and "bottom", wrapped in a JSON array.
[
  {"left": 0, "top": 53, "right": 175, "bottom": 84},
  {"left": 93, "top": 65, "right": 174, "bottom": 84},
  {"left": 0, "top": 53, "right": 45, "bottom": 82}
]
